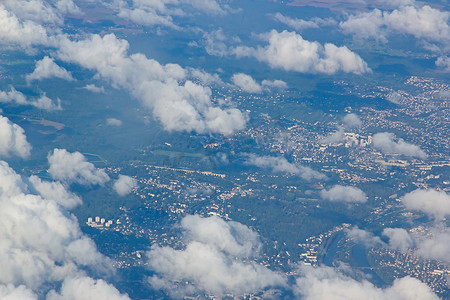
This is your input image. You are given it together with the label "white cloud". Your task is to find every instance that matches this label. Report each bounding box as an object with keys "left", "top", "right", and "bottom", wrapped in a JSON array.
[
  {"left": 231, "top": 73, "right": 262, "bottom": 93},
  {"left": 28, "top": 175, "right": 82, "bottom": 210},
  {"left": 320, "top": 126, "right": 345, "bottom": 144},
  {"left": 436, "top": 56, "right": 450, "bottom": 72},
  {"left": 114, "top": 0, "right": 227, "bottom": 28},
  {"left": 372, "top": 132, "right": 427, "bottom": 159},
  {"left": 57, "top": 33, "right": 246, "bottom": 135},
  {"left": 261, "top": 79, "right": 287, "bottom": 90},
  {"left": 345, "top": 226, "right": 385, "bottom": 248},
  {"left": 233, "top": 30, "right": 370, "bottom": 75},
  {"left": 244, "top": 154, "right": 325, "bottom": 181},
  {"left": 414, "top": 225, "right": 450, "bottom": 264},
  {"left": 26, "top": 56, "right": 74, "bottom": 82},
  {"left": 382, "top": 228, "right": 414, "bottom": 252},
  {"left": 106, "top": 118, "right": 123, "bottom": 127},
  {"left": 0, "top": 87, "right": 62, "bottom": 111},
  {"left": 343, "top": 113, "right": 362, "bottom": 128},
  {"left": 83, "top": 84, "right": 105, "bottom": 93},
  {"left": 0, "top": 161, "right": 114, "bottom": 292},
  {"left": 113, "top": 175, "right": 137, "bottom": 196},
  {"left": 147, "top": 215, "right": 286, "bottom": 297},
  {"left": 294, "top": 264, "right": 439, "bottom": 300},
  {"left": 0, "top": 284, "right": 37, "bottom": 300},
  {"left": 47, "top": 149, "right": 110, "bottom": 185},
  {"left": 0, "top": 5, "right": 56, "bottom": 50},
  {"left": 0, "top": 115, "right": 32, "bottom": 159},
  {"left": 188, "top": 68, "right": 224, "bottom": 86},
  {"left": 401, "top": 189, "right": 450, "bottom": 220},
  {"left": 340, "top": 5, "right": 450, "bottom": 47},
  {"left": 273, "top": 12, "right": 336, "bottom": 31},
  {"left": 320, "top": 185, "right": 367, "bottom": 203},
  {"left": 47, "top": 276, "right": 130, "bottom": 300}
]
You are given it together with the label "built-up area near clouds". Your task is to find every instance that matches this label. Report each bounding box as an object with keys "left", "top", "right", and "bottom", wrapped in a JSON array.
[{"left": 0, "top": 0, "right": 448, "bottom": 299}]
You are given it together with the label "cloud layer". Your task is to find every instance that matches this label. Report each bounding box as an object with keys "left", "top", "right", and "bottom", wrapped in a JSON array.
[{"left": 320, "top": 185, "right": 367, "bottom": 203}]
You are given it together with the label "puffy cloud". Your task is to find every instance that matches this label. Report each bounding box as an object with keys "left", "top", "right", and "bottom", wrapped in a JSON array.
[
  {"left": 233, "top": 30, "right": 370, "bottom": 75},
  {"left": 244, "top": 154, "right": 325, "bottom": 181},
  {"left": 0, "top": 115, "right": 32, "bottom": 159},
  {"left": 26, "top": 56, "right": 74, "bottom": 82},
  {"left": 340, "top": 5, "right": 450, "bottom": 47},
  {"left": 345, "top": 226, "right": 385, "bottom": 248},
  {"left": 28, "top": 175, "right": 82, "bottom": 210},
  {"left": 47, "top": 149, "right": 110, "bottom": 185},
  {"left": 188, "top": 68, "right": 224, "bottom": 86},
  {"left": 401, "top": 189, "right": 450, "bottom": 220},
  {"left": 414, "top": 226, "right": 450, "bottom": 264},
  {"left": 320, "top": 126, "right": 345, "bottom": 145},
  {"left": 231, "top": 73, "right": 262, "bottom": 93},
  {"left": 113, "top": 175, "right": 137, "bottom": 196},
  {"left": 114, "top": 0, "right": 226, "bottom": 28},
  {"left": 0, "top": 161, "right": 113, "bottom": 292},
  {"left": 106, "top": 118, "right": 123, "bottom": 127},
  {"left": 294, "top": 265, "right": 438, "bottom": 300},
  {"left": 147, "top": 215, "right": 286, "bottom": 297},
  {"left": 0, "top": 87, "right": 62, "bottom": 111},
  {"left": 261, "top": 79, "right": 287, "bottom": 90},
  {"left": 320, "top": 185, "right": 367, "bottom": 203},
  {"left": 57, "top": 33, "right": 246, "bottom": 135},
  {"left": 343, "top": 113, "right": 362, "bottom": 128},
  {"left": 272, "top": 12, "right": 336, "bottom": 31},
  {"left": 382, "top": 228, "right": 414, "bottom": 251},
  {"left": 0, "top": 4, "right": 56, "bottom": 50},
  {"left": 0, "top": 284, "right": 37, "bottom": 300},
  {"left": 436, "top": 56, "right": 450, "bottom": 72},
  {"left": 372, "top": 132, "right": 427, "bottom": 159},
  {"left": 83, "top": 84, "right": 105, "bottom": 93},
  {"left": 47, "top": 276, "right": 130, "bottom": 300}
]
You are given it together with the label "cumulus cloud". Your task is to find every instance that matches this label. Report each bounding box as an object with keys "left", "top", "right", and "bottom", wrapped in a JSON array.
[
  {"left": 233, "top": 30, "right": 370, "bottom": 75},
  {"left": 147, "top": 215, "right": 286, "bottom": 297},
  {"left": 114, "top": 0, "right": 227, "bottom": 28},
  {"left": 273, "top": 12, "right": 336, "bottom": 31},
  {"left": 261, "top": 79, "right": 287, "bottom": 90},
  {"left": 372, "top": 132, "right": 427, "bottom": 159},
  {"left": 0, "top": 161, "right": 115, "bottom": 293},
  {"left": 244, "top": 154, "right": 325, "bottom": 181},
  {"left": 231, "top": 73, "right": 262, "bottom": 93},
  {"left": 414, "top": 225, "right": 450, "bottom": 264},
  {"left": 294, "top": 264, "right": 438, "bottom": 300},
  {"left": 320, "top": 126, "right": 345, "bottom": 145},
  {"left": 0, "top": 4, "right": 57, "bottom": 50},
  {"left": 0, "top": 284, "right": 37, "bottom": 300},
  {"left": 345, "top": 226, "right": 385, "bottom": 248},
  {"left": 340, "top": 5, "right": 450, "bottom": 47},
  {"left": 343, "top": 113, "right": 362, "bottom": 128},
  {"left": 382, "top": 228, "right": 414, "bottom": 252},
  {"left": 47, "top": 149, "right": 110, "bottom": 185},
  {"left": 113, "top": 175, "right": 137, "bottom": 196},
  {"left": 436, "top": 56, "right": 450, "bottom": 72},
  {"left": 26, "top": 56, "right": 74, "bottom": 82},
  {"left": 320, "top": 185, "right": 367, "bottom": 203},
  {"left": 57, "top": 33, "right": 246, "bottom": 135},
  {"left": 0, "top": 87, "right": 62, "bottom": 111},
  {"left": 106, "top": 118, "right": 123, "bottom": 127},
  {"left": 83, "top": 84, "right": 105, "bottom": 93},
  {"left": 28, "top": 175, "right": 82, "bottom": 210},
  {"left": 47, "top": 276, "right": 130, "bottom": 300},
  {"left": 401, "top": 189, "right": 450, "bottom": 220},
  {"left": 0, "top": 115, "right": 32, "bottom": 159}
]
